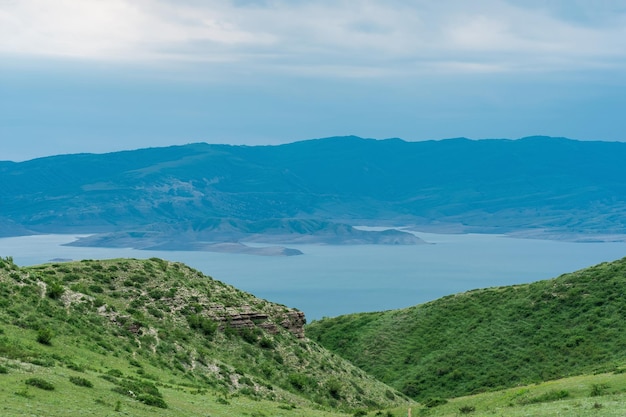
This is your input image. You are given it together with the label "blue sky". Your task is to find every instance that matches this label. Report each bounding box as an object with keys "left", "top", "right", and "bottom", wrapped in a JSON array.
[{"left": 1, "top": 0, "right": 626, "bottom": 161}]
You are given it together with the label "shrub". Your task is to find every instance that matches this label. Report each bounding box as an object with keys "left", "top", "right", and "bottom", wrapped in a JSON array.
[
  {"left": 259, "top": 337, "right": 274, "bottom": 349},
  {"left": 287, "top": 373, "right": 314, "bottom": 392},
  {"left": 46, "top": 281, "right": 65, "bottom": 299},
  {"left": 402, "top": 381, "right": 420, "bottom": 398},
  {"left": 590, "top": 383, "right": 609, "bottom": 396},
  {"left": 36, "top": 327, "right": 54, "bottom": 345},
  {"left": 88, "top": 284, "right": 104, "bottom": 294},
  {"left": 69, "top": 376, "right": 93, "bottom": 388},
  {"left": 66, "top": 362, "right": 85, "bottom": 372},
  {"left": 239, "top": 376, "right": 253, "bottom": 386},
  {"left": 25, "top": 378, "right": 55, "bottom": 390},
  {"left": 138, "top": 394, "right": 168, "bottom": 408},
  {"left": 187, "top": 314, "right": 217, "bottom": 337},
  {"left": 459, "top": 405, "right": 476, "bottom": 414},
  {"left": 0, "top": 365, "right": 8, "bottom": 374},
  {"left": 239, "top": 328, "right": 258, "bottom": 344},
  {"left": 147, "top": 307, "right": 164, "bottom": 319},
  {"left": 327, "top": 378, "right": 342, "bottom": 400},
  {"left": 216, "top": 396, "right": 230, "bottom": 405},
  {"left": 107, "top": 369, "right": 124, "bottom": 377}
]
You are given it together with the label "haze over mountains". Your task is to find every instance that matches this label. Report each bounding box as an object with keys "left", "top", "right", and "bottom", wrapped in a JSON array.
[{"left": 2, "top": 135, "right": 626, "bottom": 253}]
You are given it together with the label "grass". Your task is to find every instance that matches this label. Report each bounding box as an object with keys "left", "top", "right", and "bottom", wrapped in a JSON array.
[
  {"left": 0, "top": 361, "right": 626, "bottom": 417},
  {"left": 6, "top": 255, "right": 626, "bottom": 416},
  {"left": 307, "top": 256, "right": 626, "bottom": 401},
  {"left": 385, "top": 370, "right": 626, "bottom": 417},
  {"left": 0, "top": 256, "right": 408, "bottom": 416},
  {"left": 0, "top": 358, "right": 353, "bottom": 417}
]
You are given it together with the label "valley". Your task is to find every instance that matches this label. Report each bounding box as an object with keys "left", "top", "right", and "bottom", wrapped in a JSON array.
[{"left": 3, "top": 136, "right": 626, "bottom": 416}]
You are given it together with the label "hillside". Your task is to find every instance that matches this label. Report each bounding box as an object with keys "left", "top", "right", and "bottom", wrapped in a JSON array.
[
  {"left": 306, "top": 256, "right": 626, "bottom": 401},
  {"left": 0, "top": 256, "right": 407, "bottom": 415},
  {"left": 2, "top": 136, "right": 626, "bottom": 250}
]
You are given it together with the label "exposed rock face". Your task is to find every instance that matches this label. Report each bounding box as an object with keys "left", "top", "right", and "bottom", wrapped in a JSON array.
[
  {"left": 209, "top": 305, "right": 306, "bottom": 339},
  {"left": 280, "top": 310, "right": 306, "bottom": 339}
]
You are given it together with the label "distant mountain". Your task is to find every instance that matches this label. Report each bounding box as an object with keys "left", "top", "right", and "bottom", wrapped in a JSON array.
[
  {"left": 2, "top": 136, "right": 626, "bottom": 250},
  {"left": 307, "top": 256, "right": 626, "bottom": 401}
]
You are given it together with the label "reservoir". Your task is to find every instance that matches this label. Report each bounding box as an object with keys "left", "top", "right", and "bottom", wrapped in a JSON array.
[{"left": 1, "top": 232, "right": 625, "bottom": 320}]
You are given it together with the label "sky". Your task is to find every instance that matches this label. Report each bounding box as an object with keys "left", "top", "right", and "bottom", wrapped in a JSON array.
[{"left": 1, "top": 0, "right": 626, "bottom": 161}]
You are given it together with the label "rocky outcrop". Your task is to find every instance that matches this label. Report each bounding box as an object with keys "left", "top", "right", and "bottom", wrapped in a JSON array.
[
  {"left": 209, "top": 305, "right": 306, "bottom": 339},
  {"left": 280, "top": 310, "right": 306, "bottom": 339}
]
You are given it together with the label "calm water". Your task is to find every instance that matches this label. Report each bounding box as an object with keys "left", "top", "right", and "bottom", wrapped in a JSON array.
[{"left": 1, "top": 233, "right": 625, "bottom": 320}]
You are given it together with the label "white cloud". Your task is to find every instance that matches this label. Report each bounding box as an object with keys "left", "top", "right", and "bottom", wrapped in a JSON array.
[{"left": 1, "top": 0, "right": 625, "bottom": 75}]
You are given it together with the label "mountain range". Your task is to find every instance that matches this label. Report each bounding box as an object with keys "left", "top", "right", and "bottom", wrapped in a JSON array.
[{"left": 2, "top": 135, "right": 626, "bottom": 253}]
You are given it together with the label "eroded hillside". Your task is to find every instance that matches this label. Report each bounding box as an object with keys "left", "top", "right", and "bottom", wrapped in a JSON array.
[{"left": 0, "top": 256, "right": 407, "bottom": 413}]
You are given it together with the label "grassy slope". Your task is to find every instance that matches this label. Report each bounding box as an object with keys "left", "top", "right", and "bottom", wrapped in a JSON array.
[
  {"left": 386, "top": 370, "right": 626, "bottom": 417},
  {"left": 0, "top": 256, "right": 408, "bottom": 416},
  {"left": 307, "top": 256, "right": 626, "bottom": 401}
]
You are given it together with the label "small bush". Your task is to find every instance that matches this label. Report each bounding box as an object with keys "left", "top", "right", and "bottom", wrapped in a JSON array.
[
  {"left": 353, "top": 410, "right": 367, "bottom": 417},
  {"left": 36, "top": 327, "right": 54, "bottom": 345},
  {"left": 25, "top": 378, "right": 55, "bottom": 390},
  {"left": 216, "top": 396, "right": 230, "bottom": 405},
  {"left": 459, "top": 405, "right": 476, "bottom": 414},
  {"left": 288, "top": 373, "right": 314, "bottom": 392},
  {"left": 187, "top": 314, "right": 217, "bottom": 337},
  {"left": 0, "top": 365, "right": 8, "bottom": 374},
  {"left": 239, "top": 376, "right": 253, "bottom": 386},
  {"left": 66, "top": 362, "right": 85, "bottom": 372},
  {"left": 46, "top": 281, "right": 65, "bottom": 299},
  {"left": 107, "top": 369, "right": 124, "bottom": 377},
  {"left": 69, "top": 376, "right": 93, "bottom": 388},
  {"left": 327, "top": 378, "right": 342, "bottom": 400},
  {"left": 259, "top": 337, "right": 274, "bottom": 349},
  {"left": 590, "top": 383, "right": 609, "bottom": 396},
  {"left": 138, "top": 394, "right": 168, "bottom": 408}
]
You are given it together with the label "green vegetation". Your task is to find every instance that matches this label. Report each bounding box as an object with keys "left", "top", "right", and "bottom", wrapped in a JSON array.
[
  {"left": 36, "top": 327, "right": 54, "bottom": 345},
  {"left": 0, "top": 256, "right": 407, "bottom": 416},
  {"left": 68, "top": 376, "right": 93, "bottom": 388},
  {"left": 307, "top": 256, "right": 626, "bottom": 401},
  {"left": 384, "top": 370, "right": 626, "bottom": 416},
  {"left": 25, "top": 377, "right": 55, "bottom": 391},
  {"left": 7, "top": 254, "right": 626, "bottom": 416}
]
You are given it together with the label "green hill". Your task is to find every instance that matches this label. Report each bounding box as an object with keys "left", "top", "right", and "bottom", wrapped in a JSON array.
[
  {"left": 306, "top": 256, "right": 626, "bottom": 402},
  {"left": 0, "top": 256, "right": 407, "bottom": 416}
]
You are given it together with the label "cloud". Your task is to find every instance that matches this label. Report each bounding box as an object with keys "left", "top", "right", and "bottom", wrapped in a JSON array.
[{"left": 1, "top": 0, "right": 625, "bottom": 76}]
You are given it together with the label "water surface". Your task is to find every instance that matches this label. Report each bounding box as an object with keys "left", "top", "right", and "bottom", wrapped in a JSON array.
[{"left": 1, "top": 233, "right": 625, "bottom": 320}]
